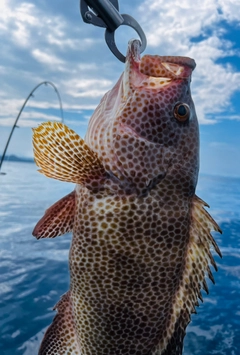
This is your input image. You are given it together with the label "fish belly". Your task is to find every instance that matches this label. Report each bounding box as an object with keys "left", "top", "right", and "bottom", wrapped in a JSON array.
[{"left": 69, "top": 185, "right": 191, "bottom": 355}]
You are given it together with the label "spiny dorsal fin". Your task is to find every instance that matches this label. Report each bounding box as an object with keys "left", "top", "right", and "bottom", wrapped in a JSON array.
[
  {"left": 187, "top": 194, "right": 222, "bottom": 298},
  {"left": 163, "top": 194, "right": 222, "bottom": 352},
  {"left": 32, "top": 122, "right": 106, "bottom": 185},
  {"left": 32, "top": 191, "right": 75, "bottom": 239},
  {"left": 191, "top": 195, "right": 222, "bottom": 258}
]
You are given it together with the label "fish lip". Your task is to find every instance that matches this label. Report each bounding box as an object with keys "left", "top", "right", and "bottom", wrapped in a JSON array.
[
  {"left": 124, "top": 44, "right": 173, "bottom": 93},
  {"left": 125, "top": 40, "right": 195, "bottom": 89},
  {"left": 126, "top": 39, "right": 141, "bottom": 63}
]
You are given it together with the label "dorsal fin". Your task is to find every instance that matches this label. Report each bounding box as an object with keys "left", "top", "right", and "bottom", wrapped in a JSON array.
[
  {"left": 158, "top": 194, "right": 222, "bottom": 353},
  {"left": 32, "top": 122, "right": 106, "bottom": 186}
]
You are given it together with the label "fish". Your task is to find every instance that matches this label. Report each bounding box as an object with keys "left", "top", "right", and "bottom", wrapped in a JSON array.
[{"left": 32, "top": 39, "right": 222, "bottom": 355}]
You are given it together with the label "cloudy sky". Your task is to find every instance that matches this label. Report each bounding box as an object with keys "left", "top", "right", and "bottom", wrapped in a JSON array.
[{"left": 0, "top": 0, "right": 239, "bottom": 176}]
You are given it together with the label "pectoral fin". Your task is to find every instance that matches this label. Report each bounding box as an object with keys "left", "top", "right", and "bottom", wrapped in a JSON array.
[
  {"left": 39, "top": 292, "right": 80, "bottom": 355},
  {"left": 32, "top": 191, "right": 75, "bottom": 239},
  {"left": 32, "top": 122, "right": 106, "bottom": 186}
]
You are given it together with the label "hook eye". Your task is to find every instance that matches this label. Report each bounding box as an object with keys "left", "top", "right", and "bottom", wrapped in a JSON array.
[{"left": 105, "top": 14, "right": 147, "bottom": 63}]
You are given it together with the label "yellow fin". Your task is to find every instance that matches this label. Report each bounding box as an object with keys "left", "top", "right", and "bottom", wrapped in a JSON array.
[
  {"left": 32, "top": 122, "right": 106, "bottom": 185},
  {"left": 191, "top": 195, "right": 222, "bottom": 258}
]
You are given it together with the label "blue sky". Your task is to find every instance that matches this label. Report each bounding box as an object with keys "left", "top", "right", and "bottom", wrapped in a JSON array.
[{"left": 0, "top": 0, "right": 239, "bottom": 177}]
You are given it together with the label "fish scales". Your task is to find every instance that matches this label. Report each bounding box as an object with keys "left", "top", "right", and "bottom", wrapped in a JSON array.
[{"left": 32, "top": 40, "right": 221, "bottom": 355}]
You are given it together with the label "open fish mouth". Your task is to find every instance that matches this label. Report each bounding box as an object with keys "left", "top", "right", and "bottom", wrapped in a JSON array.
[
  {"left": 117, "top": 40, "right": 197, "bottom": 143},
  {"left": 124, "top": 40, "right": 196, "bottom": 92}
]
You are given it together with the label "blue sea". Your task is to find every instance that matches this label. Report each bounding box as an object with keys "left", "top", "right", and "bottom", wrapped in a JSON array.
[{"left": 0, "top": 161, "right": 239, "bottom": 355}]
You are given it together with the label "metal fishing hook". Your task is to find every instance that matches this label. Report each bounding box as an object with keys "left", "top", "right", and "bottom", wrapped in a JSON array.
[{"left": 80, "top": 0, "right": 147, "bottom": 62}]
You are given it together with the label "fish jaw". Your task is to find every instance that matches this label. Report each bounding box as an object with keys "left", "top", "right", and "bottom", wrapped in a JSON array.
[
  {"left": 123, "top": 40, "right": 196, "bottom": 96},
  {"left": 85, "top": 40, "right": 199, "bottom": 195}
]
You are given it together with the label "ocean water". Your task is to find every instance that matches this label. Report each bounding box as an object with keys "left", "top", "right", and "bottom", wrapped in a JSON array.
[{"left": 0, "top": 161, "right": 239, "bottom": 355}]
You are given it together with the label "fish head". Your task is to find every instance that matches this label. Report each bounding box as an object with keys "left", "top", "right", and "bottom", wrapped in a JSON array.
[{"left": 85, "top": 40, "right": 199, "bottom": 195}]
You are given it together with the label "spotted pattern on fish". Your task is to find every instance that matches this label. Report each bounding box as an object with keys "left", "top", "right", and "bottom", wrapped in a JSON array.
[
  {"left": 32, "top": 40, "right": 222, "bottom": 355},
  {"left": 139, "top": 55, "right": 196, "bottom": 79},
  {"left": 39, "top": 292, "right": 81, "bottom": 354},
  {"left": 85, "top": 44, "right": 197, "bottom": 196}
]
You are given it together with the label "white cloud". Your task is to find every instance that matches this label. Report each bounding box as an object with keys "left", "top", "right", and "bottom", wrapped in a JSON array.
[
  {"left": 0, "top": 0, "right": 119, "bottom": 131},
  {"left": 218, "top": 0, "right": 240, "bottom": 22},
  {"left": 64, "top": 119, "right": 89, "bottom": 127},
  {"left": 32, "top": 49, "right": 65, "bottom": 68},
  {"left": 70, "top": 90, "right": 111, "bottom": 98},
  {"left": 138, "top": 0, "right": 218, "bottom": 49},
  {"left": 189, "top": 38, "right": 240, "bottom": 122},
  {"left": 26, "top": 100, "right": 96, "bottom": 111},
  {"left": 19, "top": 111, "right": 62, "bottom": 122},
  {"left": 215, "top": 115, "right": 240, "bottom": 120},
  {"left": 0, "top": 1, "right": 40, "bottom": 47},
  {"left": 46, "top": 34, "right": 79, "bottom": 49},
  {"left": 66, "top": 78, "right": 112, "bottom": 90},
  {"left": 136, "top": 0, "right": 240, "bottom": 124},
  {"left": 0, "top": 89, "right": 63, "bottom": 124},
  {"left": 63, "top": 78, "right": 113, "bottom": 98},
  {"left": 0, "top": 1, "right": 73, "bottom": 50},
  {"left": 0, "top": 0, "right": 240, "bottom": 132},
  {"left": 1, "top": 119, "right": 54, "bottom": 128},
  {"left": 12, "top": 3, "right": 38, "bottom": 47},
  {"left": 0, "top": 111, "right": 62, "bottom": 128},
  {"left": 0, "top": 97, "right": 26, "bottom": 119},
  {"left": 0, "top": 0, "right": 239, "bottom": 179}
]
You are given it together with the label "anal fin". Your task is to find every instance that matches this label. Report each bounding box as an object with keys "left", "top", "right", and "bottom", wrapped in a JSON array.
[
  {"left": 39, "top": 292, "right": 81, "bottom": 355},
  {"left": 33, "top": 191, "right": 75, "bottom": 239}
]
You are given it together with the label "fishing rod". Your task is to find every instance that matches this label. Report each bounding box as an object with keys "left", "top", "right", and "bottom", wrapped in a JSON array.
[{"left": 0, "top": 81, "right": 63, "bottom": 175}]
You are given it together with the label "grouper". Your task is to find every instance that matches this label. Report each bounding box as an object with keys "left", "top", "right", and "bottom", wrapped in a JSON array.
[{"left": 32, "top": 40, "right": 222, "bottom": 355}]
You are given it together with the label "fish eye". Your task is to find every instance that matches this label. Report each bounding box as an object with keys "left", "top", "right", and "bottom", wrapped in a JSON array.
[{"left": 174, "top": 103, "right": 190, "bottom": 122}]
